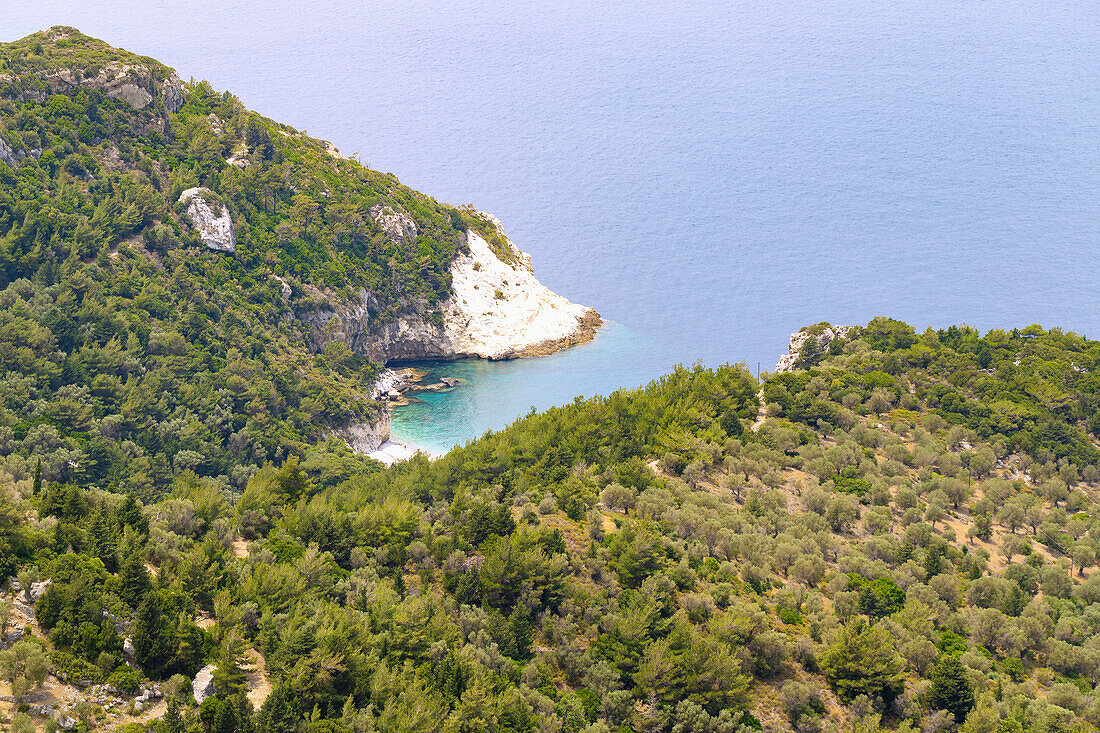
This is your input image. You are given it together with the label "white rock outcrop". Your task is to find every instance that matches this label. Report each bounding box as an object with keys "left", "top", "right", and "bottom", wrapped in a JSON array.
[
  {"left": 370, "top": 368, "right": 416, "bottom": 400},
  {"left": 304, "top": 211, "right": 601, "bottom": 364},
  {"left": 0, "top": 135, "right": 20, "bottom": 169},
  {"left": 443, "top": 225, "right": 598, "bottom": 359},
  {"left": 272, "top": 275, "right": 292, "bottom": 299},
  {"left": 333, "top": 409, "right": 390, "bottom": 454},
  {"left": 179, "top": 188, "right": 236, "bottom": 252},
  {"left": 36, "top": 62, "right": 183, "bottom": 113},
  {"left": 368, "top": 204, "right": 418, "bottom": 244},
  {"left": 192, "top": 664, "right": 217, "bottom": 704},
  {"left": 775, "top": 324, "right": 853, "bottom": 372}
]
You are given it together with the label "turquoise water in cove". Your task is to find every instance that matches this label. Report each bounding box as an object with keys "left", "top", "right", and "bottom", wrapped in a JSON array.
[
  {"left": 390, "top": 322, "right": 656, "bottom": 453},
  {"left": 7, "top": 2, "right": 1100, "bottom": 453}
]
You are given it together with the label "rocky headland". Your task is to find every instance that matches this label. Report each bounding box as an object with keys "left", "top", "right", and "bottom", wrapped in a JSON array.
[
  {"left": 302, "top": 210, "right": 601, "bottom": 364},
  {"left": 775, "top": 323, "right": 852, "bottom": 372},
  {"left": 0, "top": 27, "right": 601, "bottom": 461}
]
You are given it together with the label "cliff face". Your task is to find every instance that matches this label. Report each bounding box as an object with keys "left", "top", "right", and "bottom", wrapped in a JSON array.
[
  {"left": 303, "top": 213, "right": 601, "bottom": 364},
  {"left": 332, "top": 409, "right": 391, "bottom": 454},
  {"left": 775, "top": 324, "right": 852, "bottom": 372}
]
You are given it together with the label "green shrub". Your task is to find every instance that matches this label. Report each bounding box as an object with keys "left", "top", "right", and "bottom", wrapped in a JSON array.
[{"left": 48, "top": 650, "right": 103, "bottom": 684}]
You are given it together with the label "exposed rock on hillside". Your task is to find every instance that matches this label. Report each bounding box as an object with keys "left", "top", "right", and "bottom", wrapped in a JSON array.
[
  {"left": 371, "top": 368, "right": 417, "bottom": 400},
  {"left": 775, "top": 323, "right": 852, "bottom": 372},
  {"left": 368, "top": 204, "right": 418, "bottom": 244},
  {"left": 0, "top": 134, "right": 24, "bottom": 168},
  {"left": 192, "top": 665, "right": 217, "bottom": 705},
  {"left": 446, "top": 223, "right": 600, "bottom": 359},
  {"left": 333, "top": 409, "right": 391, "bottom": 454},
  {"left": 0, "top": 27, "right": 184, "bottom": 115},
  {"left": 304, "top": 214, "right": 600, "bottom": 363},
  {"left": 179, "top": 188, "right": 236, "bottom": 252}
]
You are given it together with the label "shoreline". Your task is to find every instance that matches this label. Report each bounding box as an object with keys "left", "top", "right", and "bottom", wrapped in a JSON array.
[
  {"left": 366, "top": 319, "right": 624, "bottom": 463},
  {"left": 368, "top": 438, "right": 438, "bottom": 466}
]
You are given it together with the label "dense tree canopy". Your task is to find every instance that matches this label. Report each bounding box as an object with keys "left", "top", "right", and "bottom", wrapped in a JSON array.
[{"left": 5, "top": 26, "right": 1100, "bottom": 733}]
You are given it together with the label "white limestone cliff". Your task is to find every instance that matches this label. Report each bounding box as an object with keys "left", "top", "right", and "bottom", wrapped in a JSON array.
[
  {"left": 304, "top": 211, "right": 600, "bottom": 364},
  {"left": 179, "top": 188, "right": 236, "bottom": 253},
  {"left": 444, "top": 223, "right": 599, "bottom": 359}
]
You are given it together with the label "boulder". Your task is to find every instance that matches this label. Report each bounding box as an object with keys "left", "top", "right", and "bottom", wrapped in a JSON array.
[
  {"left": 123, "top": 637, "right": 135, "bottom": 659},
  {"left": 179, "top": 188, "right": 236, "bottom": 253},
  {"left": 192, "top": 664, "right": 217, "bottom": 705},
  {"left": 30, "top": 579, "right": 51, "bottom": 601},
  {"left": 55, "top": 715, "right": 77, "bottom": 730}
]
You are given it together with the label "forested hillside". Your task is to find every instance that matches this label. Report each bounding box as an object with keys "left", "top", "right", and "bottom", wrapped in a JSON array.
[
  {"left": 6, "top": 23, "right": 1100, "bottom": 733},
  {"left": 0, "top": 318, "right": 1098, "bottom": 732},
  {"left": 0, "top": 27, "right": 493, "bottom": 497}
]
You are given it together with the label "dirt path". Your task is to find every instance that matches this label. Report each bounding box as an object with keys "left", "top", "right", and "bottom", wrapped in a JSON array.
[
  {"left": 751, "top": 387, "right": 767, "bottom": 431},
  {"left": 245, "top": 647, "right": 272, "bottom": 710}
]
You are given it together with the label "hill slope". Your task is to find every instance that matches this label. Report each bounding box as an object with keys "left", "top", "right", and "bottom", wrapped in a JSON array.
[
  {"left": 0, "top": 319, "right": 1099, "bottom": 732},
  {"left": 0, "top": 27, "right": 599, "bottom": 496}
]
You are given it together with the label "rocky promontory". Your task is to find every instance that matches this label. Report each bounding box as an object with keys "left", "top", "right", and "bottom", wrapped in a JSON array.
[
  {"left": 0, "top": 27, "right": 183, "bottom": 117},
  {"left": 775, "top": 323, "right": 852, "bottom": 372}
]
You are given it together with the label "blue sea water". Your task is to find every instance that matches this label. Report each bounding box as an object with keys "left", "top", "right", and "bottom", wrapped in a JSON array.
[{"left": 5, "top": 1, "right": 1100, "bottom": 453}]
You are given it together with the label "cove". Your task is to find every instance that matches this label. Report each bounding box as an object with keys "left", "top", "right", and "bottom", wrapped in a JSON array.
[{"left": 389, "top": 322, "right": 663, "bottom": 455}]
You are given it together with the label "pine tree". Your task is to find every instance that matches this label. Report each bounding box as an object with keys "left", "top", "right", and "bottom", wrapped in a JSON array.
[
  {"left": 392, "top": 567, "right": 406, "bottom": 596},
  {"left": 118, "top": 493, "right": 148, "bottom": 534},
  {"left": 257, "top": 685, "right": 300, "bottom": 733},
  {"left": 510, "top": 606, "right": 533, "bottom": 659},
  {"left": 118, "top": 550, "right": 151, "bottom": 609},
  {"left": 274, "top": 455, "right": 311, "bottom": 502},
  {"left": 164, "top": 699, "right": 184, "bottom": 733},
  {"left": 928, "top": 653, "right": 975, "bottom": 723},
  {"left": 820, "top": 619, "right": 907, "bottom": 706},
  {"left": 87, "top": 504, "right": 119, "bottom": 572},
  {"left": 133, "top": 592, "right": 175, "bottom": 678},
  {"left": 213, "top": 629, "right": 254, "bottom": 694},
  {"left": 212, "top": 697, "right": 239, "bottom": 733}
]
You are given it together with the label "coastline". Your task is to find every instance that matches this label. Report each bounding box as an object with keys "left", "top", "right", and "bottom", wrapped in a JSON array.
[
  {"left": 385, "top": 320, "right": 654, "bottom": 456},
  {"left": 368, "top": 437, "right": 438, "bottom": 465}
]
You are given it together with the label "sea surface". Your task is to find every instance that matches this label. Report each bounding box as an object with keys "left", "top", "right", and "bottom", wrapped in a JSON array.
[{"left": 6, "top": 1, "right": 1100, "bottom": 453}]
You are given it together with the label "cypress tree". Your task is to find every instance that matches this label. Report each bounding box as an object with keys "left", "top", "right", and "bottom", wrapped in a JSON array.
[
  {"left": 927, "top": 653, "right": 975, "bottom": 723},
  {"left": 31, "top": 459, "right": 41, "bottom": 496}
]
